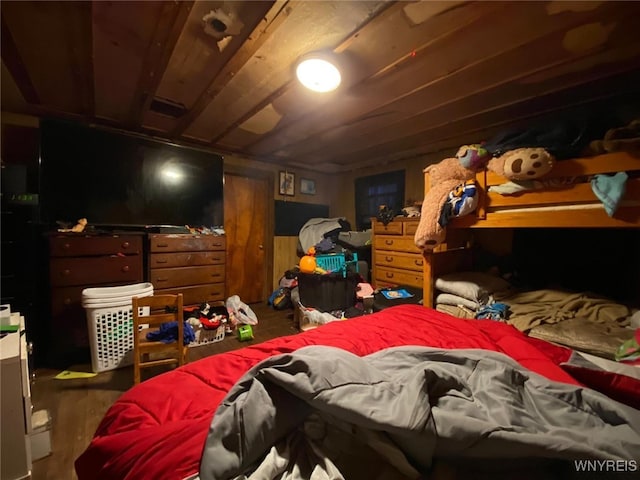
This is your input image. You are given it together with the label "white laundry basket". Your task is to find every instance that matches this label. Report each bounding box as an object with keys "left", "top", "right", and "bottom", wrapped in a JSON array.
[
  {"left": 82, "top": 282, "right": 153, "bottom": 302},
  {"left": 82, "top": 283, "right": 154, "bottom": 373}
]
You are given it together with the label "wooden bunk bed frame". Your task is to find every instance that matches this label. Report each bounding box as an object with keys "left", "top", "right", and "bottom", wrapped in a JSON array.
[{"left": 422, "top": 151, "right": 640, "bottom": 307}]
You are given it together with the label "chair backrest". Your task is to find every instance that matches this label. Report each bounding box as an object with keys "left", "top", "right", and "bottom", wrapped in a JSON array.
[{"left": 132, "top": 294, "right": 184, "bottom": 349}]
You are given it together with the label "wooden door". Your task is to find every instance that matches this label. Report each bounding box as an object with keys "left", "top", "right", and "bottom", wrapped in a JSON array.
[{"left": 224, "top": 171, "right": 271, "bottom": 304}]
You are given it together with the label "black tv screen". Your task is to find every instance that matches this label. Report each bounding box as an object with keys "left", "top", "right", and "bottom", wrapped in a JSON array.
[{"left": 40, "top": 120, "right": 224, "bottom": 229}]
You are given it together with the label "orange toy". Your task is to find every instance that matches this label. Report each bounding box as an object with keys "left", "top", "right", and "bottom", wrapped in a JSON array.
[{"left": 299, "top": 255, "right": 317, "bottom": 273}]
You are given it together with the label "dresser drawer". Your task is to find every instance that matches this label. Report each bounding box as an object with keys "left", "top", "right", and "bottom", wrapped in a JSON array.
[
  {"left": 50, "top": 235, "right": 142, "bottom": 257},
  {"left": 372, "top": 221, "right": 403, "bottom": 235},
  {"left": 150, "top": 265, "right": 225, "bottom": 288},
  {"left": 374, "top": 236, "right": 421, "bottom": 253},
  {"left": 375, "top": 251, "right": 424, "bottom": 272},
  {"left": 155, "top": 284, "right": 225, "bottom": 305},
  {"left": 149, "top": 251, "right": 225, "bottom": 268},
  {"left": 50, "top": 304, "right": 91, "bottom": 349},
  {"left": 50, "top": 283, "right": 136, "bottom": 315},
  {"left": 50, "top": 256, "right": 143, "bottom": 287},
  {"left": 149, "top": 235, "right": 226, "bottom": 252},
  {"left": 403, "top": 221, "right": 419, "bottom": 236},
  {"left": 375, "top": 266, "right": 423, "bottom": 289}
]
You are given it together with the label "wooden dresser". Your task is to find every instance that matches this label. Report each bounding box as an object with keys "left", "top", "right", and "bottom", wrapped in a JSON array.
[
  {"left": 48, "top": 233, "right": 144, "bottom": 366},
  {"left": 372, "top": 218, "right": 424, "bottom": 289},
  {"left": 148, "top": 234, "right": 226, "bottom": 306}
]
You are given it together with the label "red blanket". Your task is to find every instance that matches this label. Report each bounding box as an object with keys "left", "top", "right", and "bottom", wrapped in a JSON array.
[{"left": 75, "top": 305, "right": 639, "bottom": 480}]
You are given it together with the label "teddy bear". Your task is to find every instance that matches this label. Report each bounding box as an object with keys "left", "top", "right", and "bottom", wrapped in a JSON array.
[
  {"left": 487, "top": 147, "right": 555, "bottom": 180},
  {"left": 587, "top": 118, "right": 640, "bottom": 155},
  {"left": 57, "top": 218, "right": 88, "bottom": 233},
  {"left": 414, "top": 157, "right": 475, "bottom": 250}
]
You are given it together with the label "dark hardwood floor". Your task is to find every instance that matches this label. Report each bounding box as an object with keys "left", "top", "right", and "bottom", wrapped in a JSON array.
[{"left": 30, "top": 303, "right": 297, "bottom": 480}]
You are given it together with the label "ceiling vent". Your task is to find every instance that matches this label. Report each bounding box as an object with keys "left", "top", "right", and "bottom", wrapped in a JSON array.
[
  {"left": 149, "top": 97, "right": 187, "bottom": 118},
  {"left": 202, "top": 9, "right": 244, "bottom": 40}
]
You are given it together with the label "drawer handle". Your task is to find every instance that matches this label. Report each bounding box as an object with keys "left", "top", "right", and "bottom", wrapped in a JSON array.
[
  {"left": 121, "top": 241, "right": 130, "bottom": 249},
  {"left": 157, "top": 243, "right": 169, "bottom": 248},
  {"left": 64, "top": 243, "right": 71, "bottom": 249},
  {"left": 385, "top": 256, "right": 393, "bottom": 262},
  {"left": 211, "top": 242, "right": 223, "bottom": 247},
  {"left": 212, "top": 257, "right": 222, "bottom": 262},
  {"left": 385, "top": 272, "right": 394, "bottom": 279},
  {"left": 121, "top": 265, "right": 130, "bottom": 273},
  {"left": 156, "top": 259, "right": 168, "bottom": 264},
  {"left": 384, "top": 240, "right": 394, "bottom": 246},
  {"left": 64, "top": 298, "right": 72, "bottom": 305},
  {"left": 414, "top": 259, "right": 423, "bottom": 266},
  {"left": 63, "top": 269, "right": 71, "bottom": 276},
  {"left": 156, "top": 277, "right": 168, "bottom": 283},
  {"left": 211, "top": 273, "right": 222, "bottom": 278}
]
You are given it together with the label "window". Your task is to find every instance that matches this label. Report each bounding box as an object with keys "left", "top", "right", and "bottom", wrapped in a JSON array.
[{"left": 354, "top": 170, "right": 405, "bottom": 230}]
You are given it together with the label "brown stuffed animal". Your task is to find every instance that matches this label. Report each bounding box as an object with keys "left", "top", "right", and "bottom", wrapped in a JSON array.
[
  {"left": 414, "top": 158, "right": 475, "bottom": 250},
  {"left": 58, "top": 218, "right": 88, "bottom": 233},
  {"left": 487, "top": 147, "right": 555, "bottom": 180},
  {"left": 588, "top": 119, "right": 640, "bottom": 154}
]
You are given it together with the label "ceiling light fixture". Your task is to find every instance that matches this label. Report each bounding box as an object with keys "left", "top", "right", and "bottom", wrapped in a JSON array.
[{"left": 295, "top": 52, "right": 342, "bottom": 93}]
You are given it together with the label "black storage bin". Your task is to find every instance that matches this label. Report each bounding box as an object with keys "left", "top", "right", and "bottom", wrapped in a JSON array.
[{"left": 298, "top": 272, "right": 358, "bottom": 312}]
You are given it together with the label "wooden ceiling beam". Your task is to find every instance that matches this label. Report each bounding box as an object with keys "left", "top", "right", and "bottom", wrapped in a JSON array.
[
  {"left": 292, "top": 18, "right": 640, "bottom": 164},
  {"left": 331, "top": 68, "right": 640, "bottom": 168},
  {"left": 170, "top": 0, "right": 283, "bottom": 137},
  {"left": 128, "top": 1, "right": 194, "bottom": 128},
  {"left": 210, "top": 81, "right": 291, "bottom": 144},
  {"left": 0, "top": 14, "right": 39, "bottom": 104},
  {"left": 338, "top": 88, "right": 640, "bottom": 174},
  {"left": 244, "top": 1, "right": 501, "bottom": 155},
  {"left": 248, "top": 1, "right": 630, "bottom": 158},
  {"left": 208, "top": 1, "right": 401, "bottom": 145}
]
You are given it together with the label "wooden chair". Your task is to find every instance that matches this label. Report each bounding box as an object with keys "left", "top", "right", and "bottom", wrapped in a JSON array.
[{"left": 132, "top": 294, "right": 186, "bottom": 385}]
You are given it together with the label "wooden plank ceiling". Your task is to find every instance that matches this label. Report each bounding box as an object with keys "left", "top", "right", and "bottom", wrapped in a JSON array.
[{"left": 2, "top": 1, "right": 640, "bottom": 172}]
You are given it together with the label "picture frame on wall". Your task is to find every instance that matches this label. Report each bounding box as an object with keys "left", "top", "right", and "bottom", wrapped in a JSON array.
[
  {"left": 279, "top": 171, "right": 295, "bottom": 196},
  {"left": 300, "top": 178, "right": 316, "bottom": 195}
]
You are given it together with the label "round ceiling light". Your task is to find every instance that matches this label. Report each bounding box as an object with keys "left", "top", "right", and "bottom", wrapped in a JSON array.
[{"left": 295, "top": 55, "right": 341, "bottom": 93}]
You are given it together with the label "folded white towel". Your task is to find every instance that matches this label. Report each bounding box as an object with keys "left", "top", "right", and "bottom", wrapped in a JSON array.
[
  {"left": 435, "top": 271, "right": 510, "bottom": 304},
  {"left": 436, "top": 293, "right": 480, "bottom": 311}
]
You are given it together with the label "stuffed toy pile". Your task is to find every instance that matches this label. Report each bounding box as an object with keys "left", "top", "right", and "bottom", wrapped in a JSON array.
[
  {"left": 414, "top": 145, "right": 556, "bottom": 250},
  {"left": 414, "top": 118, "right": 638, "bottom": 250}
]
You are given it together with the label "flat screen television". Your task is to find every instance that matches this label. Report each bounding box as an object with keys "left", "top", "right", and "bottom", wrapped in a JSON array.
[{"left": 39, "top": 119, "right": 224, "bottom": 230}]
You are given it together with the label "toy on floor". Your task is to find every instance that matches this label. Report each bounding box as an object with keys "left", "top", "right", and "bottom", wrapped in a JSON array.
[
  {"left": 237, "top": 324, "right": 254, "bottom": 341},
  {"left": 356, "top": 282, "right": 374, "bottom": 299}
]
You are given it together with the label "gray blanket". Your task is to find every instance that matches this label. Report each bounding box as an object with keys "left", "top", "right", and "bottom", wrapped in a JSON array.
[{"left": 200, "top": 346, "right": 640, "bottom": 480}]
